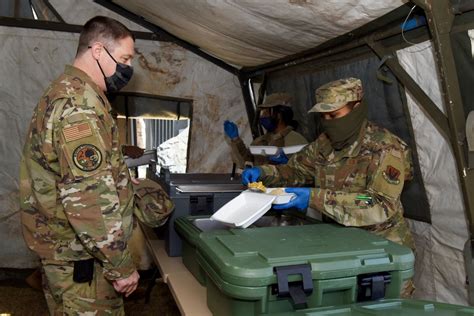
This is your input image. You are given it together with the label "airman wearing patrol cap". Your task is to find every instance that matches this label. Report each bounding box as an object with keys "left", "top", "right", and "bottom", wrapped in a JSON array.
[
  {"left": 257, "top": 92, "right": 293, "bottom": 108},
  {"left": 243, "top": 78, "right": 415, "bottom": 297},
  {"left": 309, "top": 77, "right": 363, "bottom": 112},
  {"left": 224, "top": 92, "right": 308, "bottom": 167}
]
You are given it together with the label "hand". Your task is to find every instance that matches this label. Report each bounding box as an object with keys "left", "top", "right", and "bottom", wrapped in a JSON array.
[
  {"left": 273, "top": 187, "right": 310, "bottom": 211},
  {"left": 122, "top": 145, "right": 144, "bottom": 159},
  {"left": 241, "top": 167, "right": 261, "bottom": 185},
  {"left": 113, "top": 270, "right": 140, "bottom": 297},
  {"left": 130, "top": 177, "right": 140, "bottom": 185},
  {"left": 224, "top": 120, "right": 239, "bottom": 139},
  {"left": 269, "top": 151, "right": 289, "bottom": 164}
]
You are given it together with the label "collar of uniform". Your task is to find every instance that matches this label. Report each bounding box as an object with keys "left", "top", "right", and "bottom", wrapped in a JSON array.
[
  {"left": 318, "top": 120, "right": 368, "bottom": 163},
  {"left": 64, "top": 65, "right": 108, "bottom": 108}
]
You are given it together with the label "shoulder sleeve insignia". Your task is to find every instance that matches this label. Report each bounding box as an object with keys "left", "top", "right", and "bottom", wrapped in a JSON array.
[
  {"left": 382, "top": 165, "right": 401, "bottom": 184},
  {"left": 73, "top": 144, "right": 102, "bottom": 171},
  {"left": 63, "top": 122, "right": 92, "bottom": 142}
]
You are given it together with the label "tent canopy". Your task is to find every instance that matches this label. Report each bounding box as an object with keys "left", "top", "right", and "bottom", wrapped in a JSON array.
[{"left": 111, "top": 0, "right": 408, "bottom": 68}]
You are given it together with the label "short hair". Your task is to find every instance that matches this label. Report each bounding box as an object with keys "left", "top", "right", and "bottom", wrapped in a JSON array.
[{"left": 76, "top": 16, "right": 135, "bottom": 56}]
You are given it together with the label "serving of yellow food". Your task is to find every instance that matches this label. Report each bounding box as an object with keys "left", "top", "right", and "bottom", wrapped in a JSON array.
[
  {"left": 248, "top": 181, "right": 266, "bottom": 192},
  {"left": 268, "top": 188, "right": 285, "bottom": 195}
]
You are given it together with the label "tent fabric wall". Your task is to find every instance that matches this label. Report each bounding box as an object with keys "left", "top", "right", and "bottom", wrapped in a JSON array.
[
  {"left": 111, "top": 0, "right": 407, "bottom": 67},
  {"left": 0, "top": 18, "right": 248, "bottom": 268},
  {"left": 0, "top": 27, "right": 78, "bottom": 268},
  {"left": 397, "top": 41, "right": 469, "bottom": 305},
  {"left": 48, "top": 0, "right": 148, "bottom": 32}
]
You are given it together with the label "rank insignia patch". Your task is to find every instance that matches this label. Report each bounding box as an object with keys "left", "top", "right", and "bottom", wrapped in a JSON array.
[
  {"left": 73, "top": 144, "right": 102, "bottom": 172},
  {"left": 382, "top": 165, "right": 401, "bottom": 184}
]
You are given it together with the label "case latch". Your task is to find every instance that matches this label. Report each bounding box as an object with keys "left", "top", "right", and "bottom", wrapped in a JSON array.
[
  {"left": 357, "top": 272, "right": 391, "bottom": 301},
  {"left": 274, "top": 264, "right": 313, "bottom": 309}
]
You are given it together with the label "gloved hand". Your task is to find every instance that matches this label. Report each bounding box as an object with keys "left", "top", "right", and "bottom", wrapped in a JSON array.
[
  {"left": 241, "top": 167, "right": 261, "bottom": 185},
  {"left": 269, "top": 150, "right": 289, "bottom": 164},
  {"left": 273, "top": 187, "right": 310, "bottom": 211},
  {"left": 224, "top": 120, "right": 239, "bottom": 139}
]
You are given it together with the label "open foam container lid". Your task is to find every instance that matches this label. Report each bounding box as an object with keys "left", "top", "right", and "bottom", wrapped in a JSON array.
[
  {"left": 211, "top": 191, "right": 276, "bottom": 228},
  {"left": 249, "top": 145, "right": 306, "bottom": 156},
  {"left": 211, "top": 189, "right": 296, "bottom": 228}
]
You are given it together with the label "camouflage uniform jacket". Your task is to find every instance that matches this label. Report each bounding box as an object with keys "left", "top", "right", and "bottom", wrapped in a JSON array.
[
  {"left": 20, "top": 65, "right": 136, "bottom": 280},
  {"left": 231, "top": 126, "right": 307, "bottom": 167},
  {"left": 259, "top": 120, "right": 414, "bottom": 249}
]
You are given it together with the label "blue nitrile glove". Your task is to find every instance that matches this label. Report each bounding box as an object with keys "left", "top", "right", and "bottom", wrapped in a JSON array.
[
  {"left": 242, "top": 167, "right": 261, "bottom": 186},
  {"left": 224, "top": 120, "right": 239, "bottom": 139},
  {"left": 269, "top": 150, "right": 289, "bottom": 164},
  {"left": 273, "top": 188, "right": 310, "bottom": 211}
]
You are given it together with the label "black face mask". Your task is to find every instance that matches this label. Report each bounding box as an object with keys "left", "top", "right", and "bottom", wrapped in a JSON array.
[
  {"left": 95, "top": 46, "right": 133, "bottom": 93},
  {"left": 320, "top": 101, "right": 368, "bottom": 150}
]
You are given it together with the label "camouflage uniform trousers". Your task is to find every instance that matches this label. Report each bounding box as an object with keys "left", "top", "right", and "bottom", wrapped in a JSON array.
[{"left": 41, "top": 261, "right": 124, "bottom": 316}]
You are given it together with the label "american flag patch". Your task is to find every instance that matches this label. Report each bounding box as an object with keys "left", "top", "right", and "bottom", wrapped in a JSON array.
[{"left": 63, "top": 123, "right": 92, "bottom": 142}]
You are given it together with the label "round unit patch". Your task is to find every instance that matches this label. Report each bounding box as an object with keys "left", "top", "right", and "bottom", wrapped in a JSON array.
[{"left": 73, "top": 144, "right": 102, "bottom": 172}]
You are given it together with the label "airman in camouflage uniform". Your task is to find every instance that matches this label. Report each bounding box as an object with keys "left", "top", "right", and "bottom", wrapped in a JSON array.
[
  {"left": 245, "top": 78, "right": 415, "bottom": 297},
  {"left": 225, "top": 93, "right": 308, "bottom": 167},
  {"left": 19, "top": 16, "right": 173, "bottom": 315}
]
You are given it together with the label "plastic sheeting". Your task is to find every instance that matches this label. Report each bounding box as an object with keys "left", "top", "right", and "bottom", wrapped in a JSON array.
[
  {"left": 112, "top": 0, "right": 407, "bottom": 67},
  {"left": 397, "top": 41, "right": 469, "bottom": 305}
]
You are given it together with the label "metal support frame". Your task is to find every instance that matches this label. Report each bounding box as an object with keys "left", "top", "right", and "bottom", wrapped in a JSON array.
[
  {"left": 412, "top": 0, "right": 474, "bottom": 303},
  {"left": 0, "top": 16, "right": 161, "bottom": 41},
  {"left": 238, "top": 74, "right": 259, "bottom": 138},
  {"left": 94, "top": 0, "right": 239, "bottom": 75},
  {"left": 34, "top": 0, "right": 66, "bottom": 23},
  {"left": 367, "top": 41, "right": 450, "bottom": 140},
  {"left": 42, "top": 0, "right": 65, "bottom": 23}
]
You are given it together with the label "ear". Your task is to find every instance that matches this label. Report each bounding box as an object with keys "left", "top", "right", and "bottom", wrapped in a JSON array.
[{"left": 89, "top": 42, "right": 103, "bottom": 60}]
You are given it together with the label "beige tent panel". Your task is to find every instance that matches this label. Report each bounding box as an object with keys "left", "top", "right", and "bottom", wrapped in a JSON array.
[{"left": 113, "top": 0, "right": 407, "bottom": 67}]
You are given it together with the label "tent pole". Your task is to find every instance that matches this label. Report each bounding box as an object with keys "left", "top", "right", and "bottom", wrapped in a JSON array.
[
  {"left": 366, "top": 41, "right": 450, "bottom": 140},
  {"left": 413, "top": 0, "right": 474, "bottom": 303},
  {"left": 0, "top": 16, "right": 158, "bottom": 41},
  {"left": 238, "top": 74, "right": 259, "bottom": 139}
]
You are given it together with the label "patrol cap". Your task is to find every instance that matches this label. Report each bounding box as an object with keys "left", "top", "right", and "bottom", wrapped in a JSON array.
[
  {"left": 133, "top": 178, "right": 174, "bottom": 228},
  {"left": 258, "top": 93, "right": 292, "bottom": 108},
  {"left": 308, "top": 78, "right": 363, "bottom": 113}
]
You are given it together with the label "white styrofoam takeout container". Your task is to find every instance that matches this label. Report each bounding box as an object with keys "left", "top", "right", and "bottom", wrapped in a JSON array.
[
  {"left": 211, "top": 189, "right": 296, "bottom": 228},
  {"left": 249, "top": 146, "right": 279, "bottom": 155},
  {"left": 249, "top": 145, "right": 306, "bottom": 156},
  {"left": 211, "top": 191, "right": 275, "bottom": 228},
  {"left": 265, "top": 188, "right": 295, "bottom": 204},
  {"left": 282, "top": 144, "right": 306, "bottom": 155}
]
